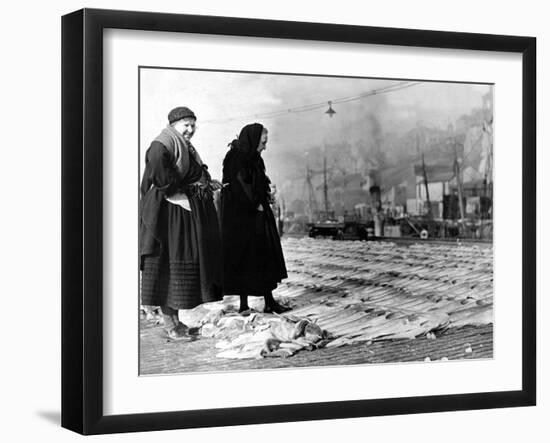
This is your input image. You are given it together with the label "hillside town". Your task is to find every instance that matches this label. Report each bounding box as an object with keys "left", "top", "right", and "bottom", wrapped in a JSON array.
[{"left": 275, "top": 91, "right": 493, "bottom": 241}]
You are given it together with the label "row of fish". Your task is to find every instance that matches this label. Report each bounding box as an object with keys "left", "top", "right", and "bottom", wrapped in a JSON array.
[
  {"left": 143, "top": 238, "right": 493, "bottom": 359},
  {"left": 268, "top": 238, "right": 493, "bottom": 351}
]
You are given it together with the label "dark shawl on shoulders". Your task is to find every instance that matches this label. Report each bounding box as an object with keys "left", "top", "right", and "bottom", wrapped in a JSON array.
[{"left": 222, "top": 123, "right": 271, "bottom": 210}]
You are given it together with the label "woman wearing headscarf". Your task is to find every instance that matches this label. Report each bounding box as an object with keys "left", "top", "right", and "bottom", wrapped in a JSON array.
[
  {"left": 221, "top": 123, "right": 290, "bottom": 314},
  {"left": 140, "top": 106, "right": 223, "bottom": 340}
]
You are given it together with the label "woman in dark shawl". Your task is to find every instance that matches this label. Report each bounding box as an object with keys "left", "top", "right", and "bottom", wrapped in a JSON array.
[
  {"left": 221, "top": 123, "right": 290, "bottom": 314},
  {"left": 140, "top": 106, "right": 223, "bottom": 340}
]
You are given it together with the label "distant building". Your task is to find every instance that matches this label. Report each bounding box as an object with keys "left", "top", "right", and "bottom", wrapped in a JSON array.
[{"left": 413, "top": 163, "right": 455, "bottom": 218}]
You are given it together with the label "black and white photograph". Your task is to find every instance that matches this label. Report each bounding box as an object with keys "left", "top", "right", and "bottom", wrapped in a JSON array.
[
  {"left": 1, "top": 0, "right": 544, "bottom": 440},
  {"left": 138, "top": 68, "right": 494, "bottom": 375}
]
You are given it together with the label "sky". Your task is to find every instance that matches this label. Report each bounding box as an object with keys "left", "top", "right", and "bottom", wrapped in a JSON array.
[{"left": 139, "top": 68, "right": 492, "bottom": 184}]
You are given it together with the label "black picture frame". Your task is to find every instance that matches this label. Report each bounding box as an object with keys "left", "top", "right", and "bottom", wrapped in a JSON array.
[{"left": 61, "top": 8, "right": 536, "bottom": 435}]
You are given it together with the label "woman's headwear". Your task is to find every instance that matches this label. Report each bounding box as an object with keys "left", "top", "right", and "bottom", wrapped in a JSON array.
[
  {"left": 235, "top": 123, "right": 264, "bottom": 154},
  {"left": 224, "top": 123, "right": 264, "bottom": 172},
  {"left": 224, "top": 123, "right": 264, "bottom": 174},
  {"left": 222, "top": 123, "right": 270, "bottom": 204},
  {"left": 168, "top": 106, "right": 196, "bottom": 124}
]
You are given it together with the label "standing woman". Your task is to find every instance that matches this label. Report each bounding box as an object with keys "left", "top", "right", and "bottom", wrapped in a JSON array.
[
  {"left": 140, "top": 106, "right": 223, "bottom": 340},
  {"left": 221, "top": 123, "right": 290, "bottom": 314}
]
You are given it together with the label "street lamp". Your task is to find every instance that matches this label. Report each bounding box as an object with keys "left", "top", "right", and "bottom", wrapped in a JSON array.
[{"left": 325, "top": 101, "right": 336, "bottom": 117}]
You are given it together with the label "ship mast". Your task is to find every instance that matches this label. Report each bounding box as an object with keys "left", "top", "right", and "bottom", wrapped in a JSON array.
[
  {"left": 305, "top": 165, "right": 318, "bottom": 223},
  {"left": 323, "top": 155, "right": 329, "bottom": 218},
  {"left": 417, "top": 130, "right": 432, "bottom": 218}
]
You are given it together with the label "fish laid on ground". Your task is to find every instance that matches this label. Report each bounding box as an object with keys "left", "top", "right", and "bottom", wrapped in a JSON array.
[
  {"left": 448, "top": 305, "right": 493, "bottom": 327},
  {"left": 175, "top": 238, "right": 494, "bottom": 359},
  {"left": 206, "top": 312, "right": 330, "bottom": 359}
]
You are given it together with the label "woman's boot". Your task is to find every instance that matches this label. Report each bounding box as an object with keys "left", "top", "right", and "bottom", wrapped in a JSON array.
[
  {"left": 263, "top": 292, "right": 291, "bottom": 314},
  {"left": 160, "top": 306, "right": 191, "bottom": 340}
]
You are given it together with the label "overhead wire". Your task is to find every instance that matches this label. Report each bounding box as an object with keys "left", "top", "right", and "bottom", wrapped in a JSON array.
[{"left": 202, "top": 81, "right": 421, "bottom": 124}]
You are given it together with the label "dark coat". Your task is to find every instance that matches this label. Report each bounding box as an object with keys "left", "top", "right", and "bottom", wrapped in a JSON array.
[
  {"left": 139, "top": 140, "right": 223, "bottom": 307},
  {"left": 220, "top": 123, "right": 287, "bottom": 295}
]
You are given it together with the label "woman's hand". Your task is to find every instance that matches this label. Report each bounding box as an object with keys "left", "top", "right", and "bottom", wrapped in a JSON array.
[{"left": 209, "top": 179, "right": 223, "bottom": 191}]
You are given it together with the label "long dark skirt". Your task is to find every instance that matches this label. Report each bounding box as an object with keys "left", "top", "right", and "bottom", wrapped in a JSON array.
[
  {"left": 141, "top": 197, "right": 222, "bottom": 310},
  {"left": 223, "top": 209, "right": 287, "bottom": 296}
]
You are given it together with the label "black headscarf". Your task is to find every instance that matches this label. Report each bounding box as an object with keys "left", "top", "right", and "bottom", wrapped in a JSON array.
[{"left": 223, "top": 123, "right": 271, "bottom": 206}]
